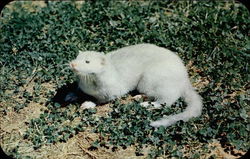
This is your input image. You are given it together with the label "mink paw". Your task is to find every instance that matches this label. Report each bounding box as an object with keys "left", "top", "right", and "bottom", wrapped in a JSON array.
[{"left": 80, "top": 101, "right": 96, "bottom": 109}]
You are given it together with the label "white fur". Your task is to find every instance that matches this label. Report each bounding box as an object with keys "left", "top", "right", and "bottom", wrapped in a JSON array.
[
  {"left": 140, "top": 102, "right": 161, "bottom": 108},
  {"left": 70, "top": 44, "right": 202, "bottom": 127},
  {"left": 81, "top": 101, "right": 96, "bottom": 109}
]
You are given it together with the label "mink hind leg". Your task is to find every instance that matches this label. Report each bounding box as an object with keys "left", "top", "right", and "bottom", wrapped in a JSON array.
[
  {"left": 137, "top": 72, "right": 182, "bottom": 108},
  {"left": 137, "top": 70, "right": 191, "bottom": 127},
  {"left": 149, "top": 83, "right": 202, "bottom": 128}
]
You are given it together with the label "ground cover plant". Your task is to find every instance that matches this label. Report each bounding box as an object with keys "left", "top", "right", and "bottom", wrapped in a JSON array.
[{"left": 0, "top": 0, "right": 249, "bottom": 158}]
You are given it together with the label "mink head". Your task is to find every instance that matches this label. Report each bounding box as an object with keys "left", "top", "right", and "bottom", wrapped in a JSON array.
[{"left": 70, "top": 51, "right": 107, "bottom": 75}]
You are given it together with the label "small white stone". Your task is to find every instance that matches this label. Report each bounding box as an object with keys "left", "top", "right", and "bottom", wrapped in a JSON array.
[
  {"left": 140, "top": 101, "right": 161, "bottom": 108},
  {"left": 132, "top": 95, "right": 143, "bottom": 100},
  {"left": 80, "top": 101, "right": 96, "bottom": 109},
  {"left": 140, "top": 102, "right": 150, "bottom": 107}
]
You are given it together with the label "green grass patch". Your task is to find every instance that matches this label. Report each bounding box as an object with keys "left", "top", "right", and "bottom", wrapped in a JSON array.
[{"left": 0, "top": 0, "right": 249, "bottom": 158}]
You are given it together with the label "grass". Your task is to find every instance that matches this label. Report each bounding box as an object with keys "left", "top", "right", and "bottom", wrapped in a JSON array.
[{"left": 0, "top": 0, "right": 249, "bottom": 158}]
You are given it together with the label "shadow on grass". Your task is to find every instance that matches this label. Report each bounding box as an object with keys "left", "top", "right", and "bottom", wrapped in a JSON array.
[
  {"left": 50, "top": 81, "right": 97, "bottom": 107},
  {"left": 50, "top": 81, "right": 141, "bottom": 107}
]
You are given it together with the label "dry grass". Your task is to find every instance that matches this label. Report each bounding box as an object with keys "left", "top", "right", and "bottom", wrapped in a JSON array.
[
  {"left": 0, "top": 93, "right": 150, "bottom": 159},
  {"left": 0, "top": 78, "right": 143, "bottom": 158},
  {"left": 186, "top": 60, "right": 210, "bottom": 90},
  {"left": 0, "top": 81, "right": 53, "bottom": 156},
  {"left": 5, "top": 1, "right": 47, "bottom": 12},
  {"left": 2, "top": 88, "right": 246, "bottom": 159},
  {"left": 1, "top": 60, "right": 245, "bottom": 158},
  {"left": 205, "top": 140, "right": 245, "bottom": 159},
  {"left": 1, "top": 1, "right": 249, "bottom": 158}
]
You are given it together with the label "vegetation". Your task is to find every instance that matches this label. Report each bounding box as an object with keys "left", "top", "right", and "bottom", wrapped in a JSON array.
[{"left": 0, "top": 1, "right": 249, "bottom": 158}]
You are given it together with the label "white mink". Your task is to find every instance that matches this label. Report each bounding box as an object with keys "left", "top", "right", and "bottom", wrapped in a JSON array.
[{"left": 70, "top": 44, "right": 202, "bottom": 127}]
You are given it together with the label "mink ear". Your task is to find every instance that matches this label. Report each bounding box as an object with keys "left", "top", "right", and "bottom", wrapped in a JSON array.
[
  {"left": 101, "top": 56, "right": 107, "bottom": 66},
  {"left": 99, "top": 52, "right": 107, "bottom": 65},
  {"left": 78, "top": 50, "right": 84, "bottom": 55}
]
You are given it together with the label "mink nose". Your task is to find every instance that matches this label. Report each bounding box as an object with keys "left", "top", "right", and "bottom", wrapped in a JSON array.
[
  {"left": 70, "top": 62, "right": 77, "bottom": 69},
  {"left": 70, "top": 62, "right": 76, "bottom": 68}
]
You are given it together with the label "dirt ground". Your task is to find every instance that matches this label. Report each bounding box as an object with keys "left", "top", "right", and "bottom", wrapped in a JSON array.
[
  {"left": 1, "top": 60, "right": 246, "bottom": 158},
  {"left": 1, "top": 1, "right": 248, "bottom": 158}
]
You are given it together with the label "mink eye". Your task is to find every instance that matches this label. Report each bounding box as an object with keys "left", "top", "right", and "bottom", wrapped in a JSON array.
[{"left": 85, "top": 60, "right": 90, "bottom": 64}]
